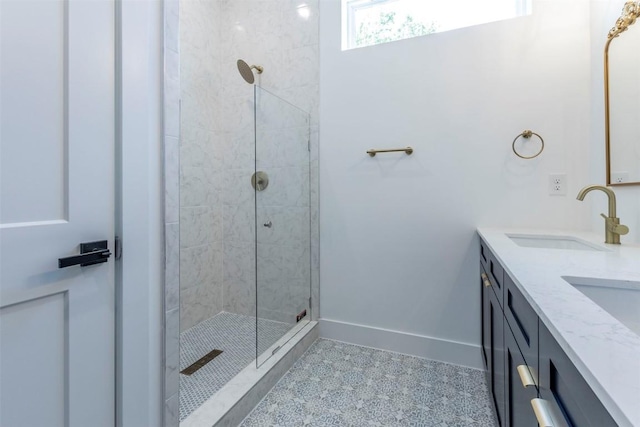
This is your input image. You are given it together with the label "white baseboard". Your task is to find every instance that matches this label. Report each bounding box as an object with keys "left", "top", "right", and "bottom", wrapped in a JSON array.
[{"left": 319, "top": 318, "right": 483, "bottom": 370}]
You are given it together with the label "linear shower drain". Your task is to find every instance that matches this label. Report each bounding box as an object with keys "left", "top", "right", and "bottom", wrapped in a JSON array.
[{"left": 180, "top": 349, "right": 223, "bottom": 376}]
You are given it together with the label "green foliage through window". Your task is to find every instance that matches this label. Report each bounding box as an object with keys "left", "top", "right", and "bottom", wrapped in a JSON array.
[
  {"left": 355, "top": 11, "right": 437, "bottom": 48},
  {"left": 342, "top": 0, "right": 532, "bottom": 51}
]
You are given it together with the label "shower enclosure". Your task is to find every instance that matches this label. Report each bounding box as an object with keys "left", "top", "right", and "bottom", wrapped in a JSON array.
[
  {"left": 178, "top": 65, "right": 312, "bottom": 421},
  {"left": 174, "top": 0, "right": 319, "bottom": 421}
]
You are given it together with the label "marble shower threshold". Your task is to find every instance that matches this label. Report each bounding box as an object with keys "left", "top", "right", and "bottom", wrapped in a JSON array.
[
  {"left": 181, "top": 320, "right": 318, "bottom": 427},
  {"left": 179, "top": 311, "right": 293, "bottom": 420}
]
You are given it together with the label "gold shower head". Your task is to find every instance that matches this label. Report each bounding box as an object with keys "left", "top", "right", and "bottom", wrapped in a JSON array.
[{"left": 237, "top": 59, "right": 263, "bottom": 84}]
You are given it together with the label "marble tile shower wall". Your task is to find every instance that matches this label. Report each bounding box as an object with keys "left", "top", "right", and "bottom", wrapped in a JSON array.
[
  {"left": 218, "top": 0, "right": 320, "bottom": 321},
  {"left": 179, "top": 0, "right": 225, "bottom": 332},
  {"left": 164, "top": 0, "right": 181, "bottom": 424},
  {"left": 254, "top": 91, "right": 312, "bottom": 323}
]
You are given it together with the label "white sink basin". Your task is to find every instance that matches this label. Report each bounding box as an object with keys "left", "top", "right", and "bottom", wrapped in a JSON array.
[
  {"left": 563, "top": 276, "right": 640, "bottom": 336},
  {"left": 507, "top": 234, "right": 607, "bottom": 251}
]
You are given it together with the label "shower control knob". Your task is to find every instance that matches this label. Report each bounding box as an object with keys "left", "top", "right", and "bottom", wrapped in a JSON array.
[
  {"left": 263, "top": 221, "right": 272, "bottom": 228},
  {"left": 251, "top": 171, "right": 269, "bottom": 191}
]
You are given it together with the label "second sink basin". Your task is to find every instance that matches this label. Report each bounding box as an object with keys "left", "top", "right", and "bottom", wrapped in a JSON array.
[
  {"left": 507, "top": 234, "right": 607, "bottom": 251},
  {"left": 563, "top": 276, "right": 640, "bottom": 336}
]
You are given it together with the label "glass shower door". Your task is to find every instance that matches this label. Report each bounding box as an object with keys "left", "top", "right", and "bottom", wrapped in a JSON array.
[{"left": 254, "top": 86, "right": 311, "bottom": 366}]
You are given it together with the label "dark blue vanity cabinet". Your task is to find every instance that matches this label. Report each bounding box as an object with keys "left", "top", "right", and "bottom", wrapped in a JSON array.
[
  {"left": 504, "top": 324, "right": 538, "bottom": 426},
  {"left": 538, "top": 322, "right": 617, "bottom": 427},
  {"left": 481, "top": 238, "right": 505, "bottom": 308},
  {"left": 481, "top": 262, "right": 506, "bottom": 425},
  {"left": 479, "top": 237, "right": 616, "bottom": 427},
  {"left": 503, "top": 274, "right": 539, "bottom": 427},
  {"left": 481, "top": 258, "right": 534, "bottom": 427}
]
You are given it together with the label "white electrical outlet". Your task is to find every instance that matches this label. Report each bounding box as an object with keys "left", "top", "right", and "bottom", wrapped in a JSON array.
[
  {"left": 611, "top": 172, "right": 629, "bottom": 184},
  {"left": 549, "top": 173, "right": 567, "bottom": 196}
]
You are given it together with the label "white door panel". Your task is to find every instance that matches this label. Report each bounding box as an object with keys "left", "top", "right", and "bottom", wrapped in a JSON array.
[
  {"left": 0, "top": 0, "right": 67, "bottom": 224},
  {"left": 0, "top": 0, "right": 115, "bottom": 426},
  {"left": 1, "top": 293, "right": 67, "bottom": 427}
]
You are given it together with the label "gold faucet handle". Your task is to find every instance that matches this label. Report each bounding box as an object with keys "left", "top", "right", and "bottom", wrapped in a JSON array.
[
  {"left": 600, "top": 213, "right": 630, "bottom": 235},
  {"left": 613, "top": 223, "right": 629, "bottom": 235}
]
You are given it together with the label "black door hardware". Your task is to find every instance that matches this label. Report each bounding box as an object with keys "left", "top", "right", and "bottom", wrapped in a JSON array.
[
  {"left": 58, "top": 240, "right": 112, "bottom": 268},
  {"left": 114, "top": 235, "right": 122, "bottom": 260}
]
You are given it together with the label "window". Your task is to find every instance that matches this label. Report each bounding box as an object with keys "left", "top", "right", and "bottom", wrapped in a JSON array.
[{"left": 342, "top": 0, "right": 532, "bottom": 50}]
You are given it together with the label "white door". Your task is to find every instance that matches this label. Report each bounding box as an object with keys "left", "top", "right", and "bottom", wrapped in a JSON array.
[{"left": 0, "top": 0, "right": 115, "bottom": 426}]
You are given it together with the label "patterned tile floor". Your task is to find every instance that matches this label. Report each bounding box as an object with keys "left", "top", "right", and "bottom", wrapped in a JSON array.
[
  {"left": 241, "top": 339, "right": 498, "bottom": 427},
  {"left": 180, "top": 312, "right": 292, "bottom": 420}
]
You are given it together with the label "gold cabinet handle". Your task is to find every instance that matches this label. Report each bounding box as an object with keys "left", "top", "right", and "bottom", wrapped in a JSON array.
[
  {"left": 531, "top": 398, "right": 554, "bottom": 427},
  {"left": 481, "top": 273, "right": 491, "bottom": 287},
  {"left": 517, "top": 365, "right": 535, "bottom": 387}
]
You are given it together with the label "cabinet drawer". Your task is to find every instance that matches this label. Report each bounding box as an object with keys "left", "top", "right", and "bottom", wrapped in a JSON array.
[
  {"left": 480, "top": 250, "right": 504, "bottom": 307},
  {"left": 489, "top": 276, "right": 506, "bottom": 426},
  {"left": 481, "top": 264, "right": 490, "bottom": 370},
  {"left": 505, "top": 326, "right": 538, "bottom": 427},
  {"left": 504, "top": 274, "right": 538, "bottom": 386},
  {"left": 480, "top": 237, "right": 490, "bottom": 270},
  {"left": 488, "top": 252, "right": 504, "bottom": 307},
  {"left": 538, "top": 323, "right": 616, "bottom": 427}
]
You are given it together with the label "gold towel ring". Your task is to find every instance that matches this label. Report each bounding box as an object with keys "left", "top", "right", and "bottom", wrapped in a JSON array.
[{"left": 512, "top": 130, "right": 544, "bottom": 159}]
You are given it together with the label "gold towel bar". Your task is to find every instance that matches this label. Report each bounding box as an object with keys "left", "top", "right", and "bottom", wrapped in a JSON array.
[{"left": 367, "top": 147, "right": 414, "bottom": 157}]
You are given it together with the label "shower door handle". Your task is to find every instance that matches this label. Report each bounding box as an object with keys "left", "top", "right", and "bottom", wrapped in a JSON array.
[{"left": 263, "top": 221, "right": 272, "bottom": 228}]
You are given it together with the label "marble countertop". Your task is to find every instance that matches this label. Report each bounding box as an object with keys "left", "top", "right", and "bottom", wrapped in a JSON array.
[{"left": 477, "top": 228, "right": 640, "bottom": 427}]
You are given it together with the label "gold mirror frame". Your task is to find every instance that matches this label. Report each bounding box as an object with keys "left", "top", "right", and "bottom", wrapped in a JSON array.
[{"left": 604, "top": 1, "right": 640, "bottom": 186}]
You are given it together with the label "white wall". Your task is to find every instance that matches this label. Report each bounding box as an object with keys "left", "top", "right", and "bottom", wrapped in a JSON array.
[
  {"left": 118, "top": 0, "right": 164, "bottom": 425},
  {"left": 319, "top": 0, "right": 594, "bottom": 367},
  {"left": 589, "top": 0, "right": 640, "bottom": 243}
]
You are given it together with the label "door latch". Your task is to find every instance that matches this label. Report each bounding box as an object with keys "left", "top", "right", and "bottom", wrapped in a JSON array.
[{"left": 114, "top": 235, "right": 122, "bottom": 260}]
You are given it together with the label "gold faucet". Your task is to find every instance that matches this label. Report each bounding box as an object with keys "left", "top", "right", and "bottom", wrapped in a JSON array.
[{"left": 576, "top": 185, "right": 629, "bottom": 244}]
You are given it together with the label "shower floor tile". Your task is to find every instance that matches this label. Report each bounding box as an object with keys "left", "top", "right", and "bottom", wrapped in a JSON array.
[
  {"left": 179, "top": 312, "right": 292, "bottom": 421},
  {"left": 240, "top": 339, "right": 498, "bottom": 427}
]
